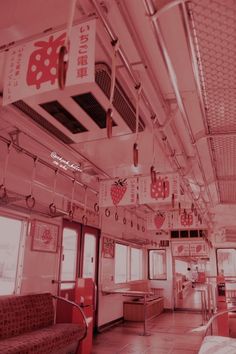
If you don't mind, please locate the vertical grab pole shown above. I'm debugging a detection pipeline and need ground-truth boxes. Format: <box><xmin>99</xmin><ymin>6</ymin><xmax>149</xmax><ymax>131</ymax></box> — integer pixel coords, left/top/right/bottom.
<box><xmin>139</xmin><ymin>294</ymin><xmax>151</xmax><ymax>336</ymax></box>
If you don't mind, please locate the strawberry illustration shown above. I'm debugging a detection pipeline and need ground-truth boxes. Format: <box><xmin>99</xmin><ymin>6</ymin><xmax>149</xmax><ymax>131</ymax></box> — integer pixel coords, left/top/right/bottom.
<box><xmin>180</xmin><ymin>212</ymin><xmax>193</xmax><ymax>226</ymax></box>
<box><xmin>154</xmin><ymin>212</ymin><xmax>165</xmax><ymax>229</ymax></box>
<box><xmin>110</xmin><ymin>179</ymin><xmax>127</xmax><ymax>206</ymax></box>
<box><xmin>150</xmin><ymin>176</ymin><xmax>170</xmax><ymax>199</ymax></box>
<box><xmin>178</xmin><ymin>245</ymin><xmax>184</xmax><ymax>253</ymax></box>
<box><xmin>196</xmin><ymin>245</ymin><xmax>202</xmax><ymax>253</ymax></box>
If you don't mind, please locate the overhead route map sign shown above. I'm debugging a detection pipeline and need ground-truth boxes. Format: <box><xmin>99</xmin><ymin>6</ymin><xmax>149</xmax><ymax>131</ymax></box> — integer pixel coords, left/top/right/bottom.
<box><xmin>3</xmin><ymin>19</ymin><xmax>96</xmax><ymax>105</ymax></box>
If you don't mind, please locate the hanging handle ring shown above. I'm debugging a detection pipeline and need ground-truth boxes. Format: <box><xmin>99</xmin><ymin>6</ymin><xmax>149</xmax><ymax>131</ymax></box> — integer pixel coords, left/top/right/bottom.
<box><xmin>26</xmin><ymin>157</ymin><xmax>37</xmax><ymax>209</ymax></box>
<box><xmin>58</xmin><ymin>0</ymin><xmax>76</xmax><ymax>90</ymax></box>
<box><xmin>0</xmin><ymin>143</ymin><xmax>11</xmax><ymax>200</ymax></box>
<box><xmin>49</xmin><ymin>169</ymin><xmax>58</xmax><ymax>216</ymax></box>
<box><xmin>58</xmin><ymin>46</ymin><xmax>69</xmax><ymax>90</ymax></box>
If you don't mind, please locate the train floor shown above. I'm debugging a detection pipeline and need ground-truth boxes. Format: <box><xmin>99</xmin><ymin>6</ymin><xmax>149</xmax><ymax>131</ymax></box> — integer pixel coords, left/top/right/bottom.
<box><xmin>91</xmin><ymin>311</ymin><xmax>203</xmax><ymax>354</ymax></box>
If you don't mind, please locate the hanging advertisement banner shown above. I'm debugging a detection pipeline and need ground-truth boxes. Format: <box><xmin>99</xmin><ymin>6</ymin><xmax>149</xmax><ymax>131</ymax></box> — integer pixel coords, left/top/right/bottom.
<box><xmin>147</xmin><ymin>211</ymin><xmax>172</xmax><ymax>230</ymax></box>
<box><xmin>171</xmin><ymin>209</ymin><xmax>204</xmax><ymax>229</ymax></box>
<box><xmin>172</xmin><ymin>242</ymin><xmax>190</xmax><ymax>257</ymax></box>
<box><xmin>189</xmin><ymin>242</ymin><xmax>209</xmax><ymax>257</ymax></box>
<box><xmin>3</xmin><ymin>19</ymin><xmax>96</xmax><ymax>105</ymax></box>
<box><xmin>138</xmin><ymin>174</ymin><xmax>180</xmax><ymax>205</ymax></box>
<box><xmin>99</xmin><ymin>177</ymin><xmax>137</xmax><ymax>207</ymax></box>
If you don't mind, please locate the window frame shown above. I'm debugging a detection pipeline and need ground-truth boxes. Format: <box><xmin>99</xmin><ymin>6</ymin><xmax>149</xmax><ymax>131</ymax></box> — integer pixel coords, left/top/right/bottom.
<box><xmin>114</xmin><ymin>241</ymin><xmax>144</xmax><ymax>284</ymax></box>
<box><xmin>148</xmin><ymin>249</ymin><xmax>167</xmax><ymax>280</ymax></box>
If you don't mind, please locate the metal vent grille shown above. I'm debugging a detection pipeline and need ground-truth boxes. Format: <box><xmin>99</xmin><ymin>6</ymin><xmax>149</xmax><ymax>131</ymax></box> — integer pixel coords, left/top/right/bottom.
<box><xmin>95</xmin><ymin>63</ymin><xmax>145</xmax><ymax>133</ymax></box>
<box><xmin>219</xmin><ymin>181</ymin><xmax>236</xmax><ymax>203</ymax></box>
<box><xmin>225</xmin><ymin>229</ymin><xmax>236</xmax><ymax>242</ymax></box>
<box><xmin>12</xmin><ymin>100</ymin><xmax>73</xmax><ymax>144</ymax></box>
<box><xmin>210</xmin><ymin>136</ymin><xmax>236</xmax><ymax>178</ymax></box>
<box><xmin>189</xmin><ymin>1</ymin><xmax>236</xmax><ymax>134</ymax></box>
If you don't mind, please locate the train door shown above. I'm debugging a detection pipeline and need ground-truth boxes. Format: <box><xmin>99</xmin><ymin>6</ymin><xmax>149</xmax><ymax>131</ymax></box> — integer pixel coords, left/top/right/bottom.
<box><xmin>57</xmin><ymin>220</ymin><xmax>99</xmax><ymax>329</ymax></box>
<box><xmin>80</xmin><ymin>225</ymin><xmax>100</xmax><ymax>330</ymax></box>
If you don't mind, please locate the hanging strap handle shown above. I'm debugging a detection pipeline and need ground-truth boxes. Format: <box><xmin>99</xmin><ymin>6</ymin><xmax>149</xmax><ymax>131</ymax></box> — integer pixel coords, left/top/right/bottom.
<box><xmin>68</xmin><ymin>178</ymin><xmax>76</xmax><ymax>220</ymax></box>
<box><xmin>106</xmin><ymin>40</ymin><xmax>119</xmax><ymax>138</ymax></box>
<box><xmin>150</xmin><ymin>117</ymin><xmax>157</xmax><ymax>183</ymax></box>
<box><xmin>58</xmin><ymin>0</ymin><xmax>76</xmax><ymax>89</ymax></box>
<box><xmin>133</xmin><ymin>85</ymin><xmax>142</xmax><ymax>167</ymax></box>
<box><xmin>0</xmin><ymin>143</ymin><xmax>11</xmax><ymax>199</ymax></box>
<box><xmin>82</xmin><ymin>186</ymin><xmax>88</xmax><ymax>225</ymax></box>
<box><xmin>49</xmin><ymin>169</ymin><xmax>58</xmax><ymax>215</ymax></box>
<box><xmin>26</xmin><ymin>157</ymin><xmax>37</xmax><ymax>209</ymax></box>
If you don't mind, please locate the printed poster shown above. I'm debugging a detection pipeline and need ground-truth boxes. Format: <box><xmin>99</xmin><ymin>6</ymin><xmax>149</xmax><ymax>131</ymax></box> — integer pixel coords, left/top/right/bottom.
<box><xmin>172</xmin><ymin>209</ymin><xmax>205</xmax><ymax>229</ymax></box>
<box><xmin>172</xmin><ymin>242</ymin><xmax>190</xmax><ymax>257</ymax></box>
<box><xmin>102</xmin><ymin>237</ymin><xmax>115</xmax><ymax>258</ymax></box>
<box><xmin>99</xmin><ymin>177</ymin><xmax>137</xmax><ymax>207</ymax></box>
<box><xmin>147</xmin><ymin>212</ymin><xmax>172</xmax><ymax>230</ymax></box>
<box><xmin>3</xmin><ymin>19</ymin><xmax>96</xmax><ymax>105</ymax></box>
<box><xmin>138</xmin><ymin>174</ymin><xmax>180</xmax><ymax>205</ymax></box>
<box><xmin>189</xmin><ymin>242</ymin><xmax>209</xmax><ymax>257</ymax></box>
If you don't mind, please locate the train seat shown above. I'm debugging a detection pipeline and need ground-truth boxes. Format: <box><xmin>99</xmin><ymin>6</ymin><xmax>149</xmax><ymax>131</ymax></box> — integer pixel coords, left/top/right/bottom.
<box><xmin>0</xmin><ymin>292</ymin><xmax>87</xmax><ymax>354</ymax></box>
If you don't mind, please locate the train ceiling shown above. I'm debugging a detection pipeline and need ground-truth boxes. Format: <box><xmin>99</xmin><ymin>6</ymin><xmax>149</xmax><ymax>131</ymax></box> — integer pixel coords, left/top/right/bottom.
<box><xmin>0</xmin><ymin>0</ymin><xmax>236</xmax><ymax>230</ymax></box>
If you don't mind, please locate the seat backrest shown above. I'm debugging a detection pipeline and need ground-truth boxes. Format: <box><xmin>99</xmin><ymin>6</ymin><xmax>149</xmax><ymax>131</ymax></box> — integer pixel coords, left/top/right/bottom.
<box><xmin>0</xmin><ymin>293</ymin><xmax>54</xmax><ymax>339</ymax></box>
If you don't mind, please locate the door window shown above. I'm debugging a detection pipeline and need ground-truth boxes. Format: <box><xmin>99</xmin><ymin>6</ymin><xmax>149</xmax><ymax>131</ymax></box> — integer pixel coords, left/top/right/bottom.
<box><xmin>0</xmin><ymin>215</ymin><xmax>23</xmax><ymax>295</ymax></box>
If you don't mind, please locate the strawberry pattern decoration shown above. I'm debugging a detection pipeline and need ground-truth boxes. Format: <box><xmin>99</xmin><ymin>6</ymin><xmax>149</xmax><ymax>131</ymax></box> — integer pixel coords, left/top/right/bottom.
<box><xmin>27</xmin><ymin>33</ymin><xmax>66</xmax><ymax>89</ymax></box>
<box><xmin>150</xmin><ymin>176</ymin><xmax>170</xmax><ymax>199</ymax></box>
<box><xmin>180</xmin><ymin>211</ymin><xmax>193</xmax><ymax>226</ymax></box>
<box><xmin>154</xmin><ymin>211</ymin><xmax>165</xmax><ymax>229</ymax></box>
<box><xmin>110</xmin><ymin>178</ymin><xmax>127</xmax><ymax>206</ymax></box>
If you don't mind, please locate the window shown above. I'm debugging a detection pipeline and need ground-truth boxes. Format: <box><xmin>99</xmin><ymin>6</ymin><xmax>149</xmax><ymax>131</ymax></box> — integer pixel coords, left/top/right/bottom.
<box><xmin>217</xmin><ymin>249</ymin><xmax>236</xmax><ymax>276</ymax></box>
<box><xmin>115</xmin><ymin>243</ymin><xmax>128</xmax><ymax>283</ymax></box>
<box><xmin>130</xmin><ymin>247</ymin><xmax>143</xmax><ymax>281</ymax></box>
<box><xmin>148</xmin><ymin>249</ymin><xmax>167</xmax><ymax>280</ymax></box>
<box><xmin>60</xmin><ymin>228</ymin><xmax>78</xmax><ymax>289</ymax></box>
<box><xmin>114</xmin><ymin>243</ymin><xmax>143</xmax><ymax>283</ymax></box>
<box><xmin>0</xmin><ymin>215</ymin><xmax>23</xmax><ymax>295</ymax></box>
<box><xmin>82</xmin><ymin>233</ymin><xmax>96</xmax><ymax>280</ymax></box>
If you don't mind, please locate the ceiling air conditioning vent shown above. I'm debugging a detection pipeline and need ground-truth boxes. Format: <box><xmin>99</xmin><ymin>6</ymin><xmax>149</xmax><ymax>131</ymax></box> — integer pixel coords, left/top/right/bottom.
<box><xmin>40</xmin><ymin>100</ymin><xmax>88</xmax><ymax>134</ymax></box>
<box><xmin>12</xmin><ymin>100</ymin><xmax>73</xmax><ymax>144</ymax></box>
<box><xmin>95</xmin><ymin>63</ymin><xmax>145</xmax><ymax>133</ymax></box>
<box><xmin>225</xmin><ymin>229</ymin><xmax>236</xmax><ymax>242</ymax></box>
<box><xmin>72</xmin><ymin>92</ymin><xmax>116</xmax><ymax>129</ymax></box>
<box><xmin>11</xmin><ymin>62</ymin><xmax>145</xmax><ymax>144</ymax></box>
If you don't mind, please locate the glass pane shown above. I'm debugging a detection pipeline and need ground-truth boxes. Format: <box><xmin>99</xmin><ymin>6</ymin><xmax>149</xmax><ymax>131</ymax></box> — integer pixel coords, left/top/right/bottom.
<box><xmin>82</xmin><ymin>233</ymin><xmax>96</xmax><ymax>280</ymax></box>
<box><xmin>149</xmin><ymin>249</ymin><xmax>167</xmax><ymax>280</ymax></box>
<box><xmin>0</xmin><ymin>216</ymin><xmax>22</xmax><ymax>295</ymax></box>
<box><xmin>115</xmin><ymin>244</ymin><xmax>128</xmax><ymax>283</ymax></box>
<box><xmin>131</xmin><ymin>248</ymin><xmax>143</xmax><ymax>281</ymax></box>
<box><xmin>217</xmin><ymin>249</ymin><xmax>236</xmax><ymax>276</ymax></box>
<box><xmin>61</xmin><ymin>228</ymin><xmax>77</xmax><ymax>289</ymax></box>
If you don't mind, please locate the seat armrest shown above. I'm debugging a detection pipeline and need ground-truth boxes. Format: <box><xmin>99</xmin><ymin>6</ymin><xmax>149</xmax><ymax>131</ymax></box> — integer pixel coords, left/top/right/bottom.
<box><xmin>52</xmin><ymin>294</ymin><xmax>88</xmax><ymax>341</ymax></box>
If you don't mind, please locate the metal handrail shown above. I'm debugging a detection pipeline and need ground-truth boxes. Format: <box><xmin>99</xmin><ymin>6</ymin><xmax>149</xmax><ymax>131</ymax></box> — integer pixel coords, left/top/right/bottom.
<box><xmin>202</xmin><ymin>306</ymin><xmax>236</xmax><ymax>337</ymax></box>
<box><xmin>52</xmin><ymin>294</ymin><xmax>89</xmax><ymax>343</ymax></box>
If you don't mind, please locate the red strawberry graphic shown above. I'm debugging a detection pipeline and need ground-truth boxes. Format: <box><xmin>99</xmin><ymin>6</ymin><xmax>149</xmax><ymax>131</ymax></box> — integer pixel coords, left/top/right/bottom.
<box><xmin>27</xmin><ymin>33</ymin><xmax>66</xmax><ymax>89</ymax></box>
<box><xmin>154</xmin><ymin>212</ymin><xmax>165</xmax><ymax>229</ymax></box>
<box><xmin>110</xmin><ymin>179</ymin><xmax>127</xmax><ymax>206</ymax></box>
<box><xmin>180</xmin><ymin>211</ymin><xmax>193</xmax><ymax>226</ymax></box>
<box><xmin>178</xmin><ymin>245</ymin><xmax>184</xmax><ymax>253</ymax></box>
<box><xmin>150</xmin><ymin>177</ymin><xmax>170</xmax><ymax>199</ymax></box>
<box><xmin>196</xmin><ymin>245</ymin><xmax>202</xmax><ymax>253</ymax></box>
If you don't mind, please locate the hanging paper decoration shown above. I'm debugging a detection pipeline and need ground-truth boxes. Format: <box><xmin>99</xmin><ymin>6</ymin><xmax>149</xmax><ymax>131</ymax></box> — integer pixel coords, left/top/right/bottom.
<box><xmin>3</xmin><ymin>19</ymin><xmax>96</xmax><ymax>105</ymax></box>
<box><xmin>171</xmin><ymin>209</ymin><xmax>205</xmax><ymax>229</ymax></box>
<box><xmin>172</xmin><ymin>242</ymin><xmax>190</xmax><ymax>257</ymax></box>
<box><xmin>147</xmin><ymin>212</ymin><xmax>172</xmax><ymax>230</ymax></box>
<box><xmin>189</xmin><ymin>242</ymin><xmax>209</xmax><ymax>257</ymax></box>
<box><xmin>99</xmin><ymin>177</ymin><xmax>137</xmax><ymax>207</ymax></box>
<box><xmin>139</xmin><ymin>173</ymin><xmax>180</xmax><ymax>205</ymax></box>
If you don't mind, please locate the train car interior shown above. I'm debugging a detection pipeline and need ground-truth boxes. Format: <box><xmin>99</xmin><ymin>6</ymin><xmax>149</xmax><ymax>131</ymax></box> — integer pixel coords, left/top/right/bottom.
<box><xmin>1</xmin><ymin>0</ymin><xmax>236</xmax><ymax>353</ymax></box>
